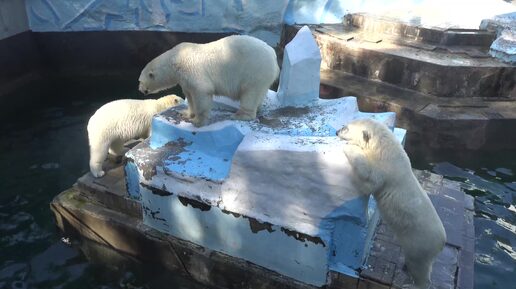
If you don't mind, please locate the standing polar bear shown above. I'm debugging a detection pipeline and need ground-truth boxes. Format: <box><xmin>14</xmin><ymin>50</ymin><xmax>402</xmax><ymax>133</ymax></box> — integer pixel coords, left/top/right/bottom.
<box><xmin>87</xmin><ymin>95</ymin><xmax>183</xmax><ymax>178</ymax></box>
<box><xmin>138</xmin><ymin>35</ymin><xmax>280</xmax><ymax>127</ymax></box>
<box><xmin>337</xmin><ymin>119</ymin><xmax>446</xmax><ymax>289</ymax></box>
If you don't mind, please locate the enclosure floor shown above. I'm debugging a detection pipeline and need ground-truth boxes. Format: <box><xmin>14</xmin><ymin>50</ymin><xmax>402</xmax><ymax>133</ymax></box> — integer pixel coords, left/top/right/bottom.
<box><xmin>51</xmin><ymin>160</ymin><xmax>475</xmax><ymax>289</ymax></box>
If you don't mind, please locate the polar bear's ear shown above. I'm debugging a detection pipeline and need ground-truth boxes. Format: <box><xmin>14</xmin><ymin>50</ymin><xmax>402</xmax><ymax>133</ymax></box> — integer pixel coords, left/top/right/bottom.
<box><xmin>362</xmin><ymin>130</ymin><xmax>370</xmax><ymax>144</ymax></box>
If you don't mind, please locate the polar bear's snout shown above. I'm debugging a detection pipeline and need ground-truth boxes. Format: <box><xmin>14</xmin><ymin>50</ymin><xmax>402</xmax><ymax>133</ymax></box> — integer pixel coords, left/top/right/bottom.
<box><xmin>138</xmin><ymin>83</ymin><xmax>149</xmax><ymax>95</ymax></box>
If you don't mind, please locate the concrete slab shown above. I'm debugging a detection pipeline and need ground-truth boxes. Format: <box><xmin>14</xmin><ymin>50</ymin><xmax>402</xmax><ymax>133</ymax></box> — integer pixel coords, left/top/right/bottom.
<box><xmin>124</xmin><ymin>93</ymin><xmax>405</xmax><ymax>285</ymax></box>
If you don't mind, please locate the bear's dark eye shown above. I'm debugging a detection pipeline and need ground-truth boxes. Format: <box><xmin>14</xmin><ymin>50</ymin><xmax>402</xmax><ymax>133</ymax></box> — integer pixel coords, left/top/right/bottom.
<box><xmin>362</xmin><ymin>130</ymin><xmax>370</xmax><ymax>143</ymax></box>
<box><xmin>148</xmin><ymin>72</ymin><xmax>154</xmax><ymax>79</ymax></box>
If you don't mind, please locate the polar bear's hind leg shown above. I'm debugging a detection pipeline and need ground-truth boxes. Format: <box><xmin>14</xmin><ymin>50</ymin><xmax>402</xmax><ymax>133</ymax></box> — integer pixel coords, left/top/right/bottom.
<box><xmin>89</xmin><ymin>139</ymin><xmax>110</xmax><ymax>178</ymax></box>
<box><xmin>405</xmin><ymin>255</ymin><xmax>432</xmax><ymax>289</ymax></box>
<box><xmin>234</xmin><ymin>87</ymin><xmax>267</xmax><ymax>120</ymax></box>
<box><xmin>190</xmin><ymin>94</ymin><xmax>213</xmax><ymax>127</ymax></box>
<box><xmin>108</xmin><ymin>139</ymin><xmax>125</xmax><ymax>156</ymax></box>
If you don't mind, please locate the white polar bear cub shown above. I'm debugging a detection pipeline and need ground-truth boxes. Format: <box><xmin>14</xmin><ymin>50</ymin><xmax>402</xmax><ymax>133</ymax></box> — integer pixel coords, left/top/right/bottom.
<box><xmin>337</xmin><ymin>119</ymin><xmax>446</xmax><ymax>289</ymax></box>
<box><xmin>138</xmin><ymin>35</ymin><xmax>280</xmax><ymax>127</ymax></box>
<box><xmin>87</xmin><ymin>95</ymin><xmax>183</xmax><ymax>178</ymax></box>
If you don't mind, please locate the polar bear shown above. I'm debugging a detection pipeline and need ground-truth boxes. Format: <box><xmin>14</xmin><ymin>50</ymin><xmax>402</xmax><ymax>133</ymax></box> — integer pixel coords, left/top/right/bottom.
<box><xmin>87</xmin><ymin>95</ymin><xmax>183</xmax><ymax>178</ymax></box>
<box><xmin>337</xmin><ymin>119</ymin><xmax>446</xmax><ymax>289</ymax></box>
<box><xmin>138</xmin><ymin>35</ymin><xmax>280</xmax><ymax>127</ymax></box>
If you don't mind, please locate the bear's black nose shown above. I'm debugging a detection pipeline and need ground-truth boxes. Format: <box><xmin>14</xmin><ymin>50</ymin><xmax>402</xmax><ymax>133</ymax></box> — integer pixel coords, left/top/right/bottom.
<box><xmin>144</xmin><ymin>89</ymin><xmax>149</xmax><ymax>95</ymax></box>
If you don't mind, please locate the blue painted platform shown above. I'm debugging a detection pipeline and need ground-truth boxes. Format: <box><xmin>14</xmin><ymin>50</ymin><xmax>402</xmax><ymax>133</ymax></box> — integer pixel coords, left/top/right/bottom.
<box><xmin>124</xmin><ymin>90</ymin><xmax>406</xmax><ymax>286</ymax></box>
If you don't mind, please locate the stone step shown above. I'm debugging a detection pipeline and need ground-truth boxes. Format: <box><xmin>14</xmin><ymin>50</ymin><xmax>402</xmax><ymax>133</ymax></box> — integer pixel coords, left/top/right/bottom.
<box><xmin>282</xmin><ymin>25</ymin><xmax>516</xmax><ymax>98</ymax></box>
<box><xmin>319</xmin><ymin>69</ymin><xmax>516</xmax><ymax>151</ymax></box>
<box><xmin>344</xmin><ymin>13</ymin><xmax>497</xmax><ymax>47</ymax></box>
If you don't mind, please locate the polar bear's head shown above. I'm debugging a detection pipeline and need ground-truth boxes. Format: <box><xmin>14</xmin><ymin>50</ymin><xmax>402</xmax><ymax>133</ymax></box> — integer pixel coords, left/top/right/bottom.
<box><xmin>139</xmin><ymin>50</ymin><xmax>179</xmax><ymax>95</ymax></box>
<box><xmin>337</xmin><ymin>118</ymin><xmax>392</xmax><ymax>150</ymax></box>
<box><xmin>155</xmin><ymin>94</ymin><xmax>184</xmax><ymax>111</ymax></box>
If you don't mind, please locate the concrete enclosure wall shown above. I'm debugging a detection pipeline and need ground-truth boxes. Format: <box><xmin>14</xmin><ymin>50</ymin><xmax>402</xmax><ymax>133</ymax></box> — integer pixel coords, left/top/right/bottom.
<box><xmin>0</xmin><ymin>0</ymin><xmax>29</xmax><ymax>40</ymax></box>
<box><xmin>24</xmin><ymin>0</ymin><xmax>289</xmax><ymax>45</ymax></box>
<box><xmin>2</xmin><ymin>0</ymin><xmax>511</xmax><ymax>45</ymax></box>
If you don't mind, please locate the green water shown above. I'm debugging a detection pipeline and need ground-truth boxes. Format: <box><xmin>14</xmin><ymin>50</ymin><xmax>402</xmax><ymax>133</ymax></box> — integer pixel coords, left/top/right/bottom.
<box><xmin>0</xmin><ymin>77</ymin><xmax>514</xmax><ymax>288</ymax></box>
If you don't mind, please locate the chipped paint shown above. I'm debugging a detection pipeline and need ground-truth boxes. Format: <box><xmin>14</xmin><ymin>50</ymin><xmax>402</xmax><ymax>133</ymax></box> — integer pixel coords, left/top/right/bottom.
<box><xmin>178</xmin><ymin>195</ymin><xmax>211</xmax><ymax>211</ymax></box>
<box><xmin>280</xmin><ymin>227</ymin><xmax>325</xmax><ymax>247</ymax></box>
<box><xmin>141</xmin><ymin>183</ymin><xmax>172</xmax><ymax>196</ymax></box>
<box><xmin>248</xmin><ymin>218</ymin><xmax>275</xmax><ymax>234</ymax></box>
<box><xmin>124</xmin><ymin>159</ymin><xmax>140</xmax><ymax>199</ymax></box>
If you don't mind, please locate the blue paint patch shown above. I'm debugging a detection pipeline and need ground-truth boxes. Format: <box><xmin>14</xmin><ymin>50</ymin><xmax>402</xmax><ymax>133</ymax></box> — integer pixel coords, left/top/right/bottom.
<box><xmin>124</xmin><ymin>161</ymin><xmax>141</xmax><ymax>200</ymax></box>
<box><xmin>319</xmin><ymin>195</ymin><xmax>375</xmax><ymax>274</ymax></box>
<box><xmin>150</xmin><ymin>117</ymin><xmax>244</xmax><ymax>182</ymax></box>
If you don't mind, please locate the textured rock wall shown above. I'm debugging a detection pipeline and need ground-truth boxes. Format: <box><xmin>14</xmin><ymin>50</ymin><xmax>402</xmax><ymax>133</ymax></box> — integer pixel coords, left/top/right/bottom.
<box><xmin>25</xmin><ymin>0</ymin><xmax>288</xmax><ymax>45</ymax></box>
<box><xmin>22</xmin><ymin>0</ymin><xmax>516</xmax><ymax>46</ymax></box>
<box><xmin>0</xmin><ymin>0</ymin><xmax>29</xmax><ymax>40</ymax></box>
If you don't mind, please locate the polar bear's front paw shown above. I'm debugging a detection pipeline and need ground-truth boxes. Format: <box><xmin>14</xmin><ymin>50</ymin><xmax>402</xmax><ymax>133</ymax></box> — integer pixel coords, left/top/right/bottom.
<box><xmin>91</xmin><ymin>169</ymin><xmax>105</xmax><ymax>178</ymax></box>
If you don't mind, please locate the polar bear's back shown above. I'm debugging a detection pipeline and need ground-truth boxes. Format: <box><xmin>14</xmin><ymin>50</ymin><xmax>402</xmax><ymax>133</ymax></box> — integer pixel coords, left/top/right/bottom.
<box><xmin>87</xmin><ymin>99</ymin><xmax>157</xmax><ymax>143</ymax></box>
<box><xmin>175</xmin><ymin>35</ymin><xmax>279</xmax><ymax>98</ymax></box>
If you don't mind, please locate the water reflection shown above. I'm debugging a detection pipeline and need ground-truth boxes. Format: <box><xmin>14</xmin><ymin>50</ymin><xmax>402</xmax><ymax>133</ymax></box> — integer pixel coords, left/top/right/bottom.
<box><xmin>430</xmin><ymin>161</ymin><xmax>516</xmax><ymax>289</ymax></box>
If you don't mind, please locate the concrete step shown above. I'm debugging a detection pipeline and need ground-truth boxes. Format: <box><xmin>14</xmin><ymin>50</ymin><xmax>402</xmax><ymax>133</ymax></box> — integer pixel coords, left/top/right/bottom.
<box><xmin>282</xmin><ymin>25</ymin><xmax>516</xmax><ymax>98</ymax></box>
<box><xmin>319</xmin><ymin>70</ymin><xmax>516</xmax><ymax>151</ymax></box>
<box><xmin>344</xmin><ymin>13</ymin><xmax>496</xmax><ymax>47</ymax></box>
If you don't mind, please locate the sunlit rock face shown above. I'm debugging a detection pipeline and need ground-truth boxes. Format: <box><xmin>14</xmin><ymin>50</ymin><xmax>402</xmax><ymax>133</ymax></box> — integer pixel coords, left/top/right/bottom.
<box><xmin>124</xmin><ymin>28</ymin><xmax>406</xmax><ymax>286</ymax></box>
<box><xmin>482</xmin><ymin>12</ymin><xmax>516</xmax><ymax>64</ymax></box>
<box><xmin>490</xmin><ymin>29</ymin><xmax>516</xmax><ymax>64</ymax></box>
